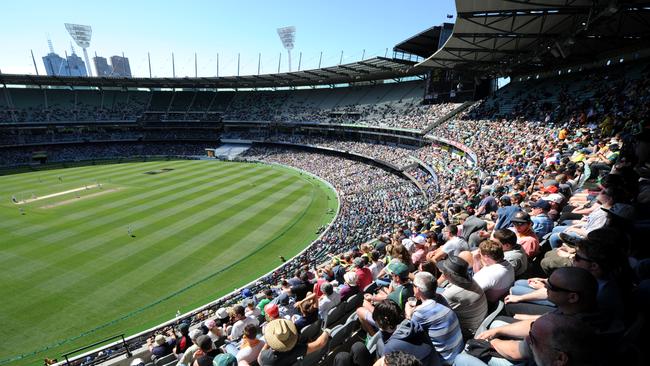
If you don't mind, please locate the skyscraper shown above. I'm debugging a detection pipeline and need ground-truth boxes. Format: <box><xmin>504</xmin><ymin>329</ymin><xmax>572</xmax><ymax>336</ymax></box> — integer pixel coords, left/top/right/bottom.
<box><xmin>66</xmin><ymin>46</ymin><xmax>88</xmax><ymax>76</ymax></box>
<box><xmin>93</xmin><ymin>56</ymin><xmax>112</xmax><ymax>76</ymax></box>
<box><xmin>42</xmin><ymin>39</ymin><xmax>67</xmax><ymax>76</ymax></box>
<box><xmin>110</xmin><ymin>55</ymin><xmax>132</xmax><ymax>77</ymax></box>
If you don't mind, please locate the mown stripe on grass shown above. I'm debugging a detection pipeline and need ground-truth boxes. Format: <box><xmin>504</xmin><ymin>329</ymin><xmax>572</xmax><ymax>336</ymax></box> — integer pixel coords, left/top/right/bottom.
<box><xmin>2</xmin><ymin>175</ymin><xmax>305</xmax><ymax>332</ymax></box>
<box><xmin>0</xmin><ymin>161</ymin><xmax>243</xmax><ymax>240</ymax></box>
<box><xmin>0</xmin><ymin>167</ymin><xmax>278</xmax><ymax>277</ymax></box>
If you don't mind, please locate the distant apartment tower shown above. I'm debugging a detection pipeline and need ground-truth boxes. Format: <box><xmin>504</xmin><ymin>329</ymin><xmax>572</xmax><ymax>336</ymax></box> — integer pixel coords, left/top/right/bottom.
<box><xmin>43</xmin><ymin>53</ymin><xmax>67</xmax><ymax>76</ymax></box>
<box><xmin>42</xmin><ymin>39</ymin><xmax>68</xmax><ymax>76</ymax></box>
<box><xmin>93</xmin><ymin>56</ymin><xmax>112</xmax><ymax>76</ymax></box>
<box><xmin>110</xmin><ymin>55</ymin><xmax>132</xmax><ymax>77</ymax></box>
<box><xmin>66</xmin><ymin>50</ymin><xmax>88</xmax><ymax>76</ymax></box>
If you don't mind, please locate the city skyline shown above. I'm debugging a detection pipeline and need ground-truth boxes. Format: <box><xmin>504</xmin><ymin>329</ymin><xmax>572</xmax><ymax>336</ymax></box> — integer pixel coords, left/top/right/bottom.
<box><xmin>1</xmin><ymin>0</ymin><xmax>455</xmax><ymax>78</ymax></box>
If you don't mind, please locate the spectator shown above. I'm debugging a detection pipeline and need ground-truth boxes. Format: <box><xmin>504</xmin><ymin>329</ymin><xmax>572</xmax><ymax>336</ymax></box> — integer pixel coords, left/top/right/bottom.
<box><xmin>510</xmin><ymin>211</ymin><xmax>540</xmax><ymax>258</ymax></box>
<box><xmin>258</xmin><ymin>319</ymin><xmax>330</xmax><ymax>366</ymax></box>
<box><xmin>529</xmin><ymin>200</ymin><xmax>554</xmax><ymax>239</ymax></box>
<box><xmin>492</xmin><ymin>229</ymin><xmax>528</xmax><ymax>277</ymax></box>
<box><xmin>318</xmin><ymin>282</ymin><xmax>341</xmax><ymax>320</ymax></box>
<box><xmin>236</xmin><ymin>324</ymin><xmax>265</xmax><ymax>364</ymax></box>
<box><xmin>472</xmin><ymin>240</ymin><xmax>515</xmax><ymax>303</ymax></box>
<box><xmin>405</xmin><ymin>271</ymin><xmax>464</xmax><ymax>365</ymax></box>
<box><xmin>428</xmin><ymin>225</ymin><xmax>468</xmax><ymax>262</ymax></box>
<box><xmin>436</xmin><ymin>255</ymin><xmax>488</xmax><ymax>338</ymax></box>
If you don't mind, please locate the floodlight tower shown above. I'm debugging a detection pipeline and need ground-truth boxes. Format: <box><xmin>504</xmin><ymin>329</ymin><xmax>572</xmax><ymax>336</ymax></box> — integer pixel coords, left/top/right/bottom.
<box><xmin>277</xmin><ymin>26</ymin><xmax>296</xmax><ymax>72</ymax></box>
<box><xmin>65</xmin><ymin>23</ymin><xmax>93</xmax><ymax>76</ymax></box>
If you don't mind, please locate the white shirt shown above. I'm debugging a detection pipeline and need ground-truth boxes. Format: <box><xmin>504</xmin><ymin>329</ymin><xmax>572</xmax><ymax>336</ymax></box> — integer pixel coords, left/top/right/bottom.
<box><xmin>230</xmin><ymin>316</ymin><xmax>259</xmax><ymax>340</ymax></box>
<box><xmin>442</xmin><ymin>236</ymin><xmax>469</xmax><ymax>256</ymax></box>
<box><xmin>473</xmin><ymin>260</ymin><xmax>515</xmax><ymax>303</ymax></box>
<box><xmin>318</xmin><ymin>292</ymin><xmax>341</xmax><ymax>319</ymax></box>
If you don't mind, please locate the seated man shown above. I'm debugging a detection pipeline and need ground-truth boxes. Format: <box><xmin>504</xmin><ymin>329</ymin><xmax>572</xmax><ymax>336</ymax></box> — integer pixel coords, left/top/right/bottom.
<box><xmin>357</xmin><ymin>261</ymin><xmax>413</xmax><ymax>336</ymax></box>
<box><xmin>454</xmin><ymin>313</ymin><xmax>600</xmax><ymax>366</ymax></box>
<box><xmin>406</xmin><ymin>271</ymin><xmax>464</xmax><ymax>365</ymax></box>
<box><xmin>509</xmin><ymin>212</ymin><xmax>540</xmax><ymax>259</ymax></box>
<box><xmin>436</xmin><ymin>255</ymin><xmax>488</xmax><ymax>339</ymax></box>
<box><xmin>317</xmin><ymin>282</ymin><xmax>341</xmax><ymax>320</ymax></box>
<box><xmin>472</xmin><ymin>240</ymin><xmax>515</xmax><ymax>303</ymax></box>
<box><xmin>492</xmin><ymin>229</ymin><xmax>528</xmax><ymax>278</ymax></box>
<box><xmin>428</xmin><ymin>225</ymin><xmax>469</xmax><ymax>263</ymax></box>
<box><xmin>377</xmin><ymin>300</ymin><xmax>439</xmax><ymax>365</ymax></box>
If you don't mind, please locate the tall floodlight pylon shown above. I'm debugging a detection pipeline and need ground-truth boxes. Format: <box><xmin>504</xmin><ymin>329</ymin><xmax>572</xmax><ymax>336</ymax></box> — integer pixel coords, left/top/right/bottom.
<box><xmin>277</xmin><ymin>26</ymin><xmax>296</xmax><ymax>72</ymax></box>
<box><xmin>65</xmin><ymin>23</ymin><xmax>93</xmax><ymax>76</ymax></box>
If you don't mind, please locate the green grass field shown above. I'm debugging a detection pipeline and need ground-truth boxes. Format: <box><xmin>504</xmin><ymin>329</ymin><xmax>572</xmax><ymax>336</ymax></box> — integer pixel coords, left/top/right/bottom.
<box><xmin>0</xmin><ymin>159</ymin><xmax>337</xmax><ymax>365</ymax></box>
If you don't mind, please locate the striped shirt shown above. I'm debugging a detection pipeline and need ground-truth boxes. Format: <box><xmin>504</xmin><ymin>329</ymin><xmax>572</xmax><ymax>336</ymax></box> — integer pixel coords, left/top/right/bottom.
<box><xmin>411</xmin><ymin>299</ymin><xmax>464</xmax><ymax>365</ymax></box>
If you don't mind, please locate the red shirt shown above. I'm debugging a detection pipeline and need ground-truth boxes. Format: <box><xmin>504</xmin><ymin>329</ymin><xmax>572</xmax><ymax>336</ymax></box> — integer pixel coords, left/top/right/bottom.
<box><xmin>355</xmin><ymin>267</ymin><xmax>373</xmax><ymax>290</ymax></box>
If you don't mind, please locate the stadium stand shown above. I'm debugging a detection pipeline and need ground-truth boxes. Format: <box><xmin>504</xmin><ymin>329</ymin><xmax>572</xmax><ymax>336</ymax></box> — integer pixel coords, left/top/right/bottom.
<box><xmin>1</xmin><ymin>2</ymin><xmax>649</xmax><ymax>366</ymax></box>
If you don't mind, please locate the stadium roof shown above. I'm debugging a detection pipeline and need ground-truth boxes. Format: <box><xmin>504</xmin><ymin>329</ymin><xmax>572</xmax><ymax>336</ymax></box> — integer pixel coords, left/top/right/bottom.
<box><xmin>418</xmin><ymin>0</ymin><xmax>650</xmax><ymax>76</ymax></box>
<box><xmin>393</xmin><ymin>23</ymin><xmax>454</xmax><ymax>59</ymax></box>
<box><xmin>0</xmin><ymin>57</ymin><xmax>427</xmax><ymax>89</ymax></box>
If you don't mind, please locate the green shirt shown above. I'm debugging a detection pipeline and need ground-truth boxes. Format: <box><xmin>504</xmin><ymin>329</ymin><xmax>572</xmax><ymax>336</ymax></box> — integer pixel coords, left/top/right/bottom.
<box><xmin>388</xmin><ymin>283</ymin><xmax>414</xmax><ymax>310</ymax></box>
<box><xmin>257</xmin><ymin>298</ymin><xmax>271</xmax><ymax>315</ymax></box>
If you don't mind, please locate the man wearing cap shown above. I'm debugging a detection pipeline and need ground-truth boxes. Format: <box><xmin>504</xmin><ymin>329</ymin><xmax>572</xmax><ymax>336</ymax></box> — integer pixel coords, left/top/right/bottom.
<box><xmin>530</xmin><ymin>200</ymin><xmax>554</xmax><ymax>239</ymax></box>
<box><xmin>510</xmin><ymin>211</ymin><xmax>540</xmax><ymax>259</ymax></box>
<box><xmin>173</xmin><ymin>323</ymin><xmax>192</xmax><ymax>357</ymax></box>
<box><xmin>437</xmin><ymin>255</ymin><xmax>487</xmax><ymax>338</ymax></box>
<box><xmin>258</xmin><ymin>319</ymin><xmax>330</xmax><ymax>366</ymax></box>
<box><xmin>357</xmin><ymin>260</ymin><xmax>414</xmax><ymax>336</ymax></box>
<box><xmin>192</xmin><ymin>335</ymin><xmax>220</xmax><ymax>366</ymax></box>
<box><xmin>405</xmin><ymin>272</ymin><xmax>464</xmax><ymax>365</ymax></box>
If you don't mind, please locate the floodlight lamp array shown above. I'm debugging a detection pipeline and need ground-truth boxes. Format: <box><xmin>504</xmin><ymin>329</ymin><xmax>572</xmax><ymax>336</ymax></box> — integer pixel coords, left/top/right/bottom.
<box><xmin>277</xmin><ymin>26</ymin><xmax>296</xmax><ymax>50</ymax></box>
<box><xmin>65</xmin><ymin>23</ymin><xmax>92</xmax><ymax>48</ymax></box>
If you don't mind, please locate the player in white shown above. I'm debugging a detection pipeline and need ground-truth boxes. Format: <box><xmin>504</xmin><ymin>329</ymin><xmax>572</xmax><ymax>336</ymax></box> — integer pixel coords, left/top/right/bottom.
<box><xmin>128</xmin><ymin>225</ymin><xmax>134</xmax><ymax>237</ymax></box>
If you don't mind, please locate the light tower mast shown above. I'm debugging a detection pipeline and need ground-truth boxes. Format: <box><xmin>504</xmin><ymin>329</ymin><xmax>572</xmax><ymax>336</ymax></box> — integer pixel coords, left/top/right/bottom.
<box><xmin>276</xmin><ymin>26</ymin><xmax>296</xmax><ymax>72</ymax></box>
<box><xmin>65</xmin><ymin>23</ymin><xmax>93</xmax><ymax>76</ymax></box>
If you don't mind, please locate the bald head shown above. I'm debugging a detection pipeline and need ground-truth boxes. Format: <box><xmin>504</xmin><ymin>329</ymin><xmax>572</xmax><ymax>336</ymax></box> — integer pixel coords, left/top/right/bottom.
<box><xmin>530</xmin><ymin>313</ymin><xmax>599</xmax><ymax>366</ymax></box>
<box><xmin>547</xmin><ymin>267</ymin><xmax>598</xmax><ymax>311</ymax></box>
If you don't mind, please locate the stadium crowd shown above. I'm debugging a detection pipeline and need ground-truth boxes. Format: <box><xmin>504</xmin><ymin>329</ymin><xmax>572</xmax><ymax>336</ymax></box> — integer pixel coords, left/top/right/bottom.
<box><xmin>22</xmin><ymin>61</ymin><xmax>649</xmax><ymax>366</ymax></box>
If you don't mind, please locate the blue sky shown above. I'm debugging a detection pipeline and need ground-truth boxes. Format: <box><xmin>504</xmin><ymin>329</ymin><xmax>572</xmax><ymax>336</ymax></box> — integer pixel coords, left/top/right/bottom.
<box><xmin>0</xmin><ymin>0</ymin><xmax>456</xmax><ymax>77</ymax></box>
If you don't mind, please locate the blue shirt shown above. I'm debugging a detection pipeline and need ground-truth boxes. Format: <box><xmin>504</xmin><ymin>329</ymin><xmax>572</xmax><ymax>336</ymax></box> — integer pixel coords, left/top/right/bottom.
<box><xmin>411</xmin><ymin>299</ymin><xmax>464</xmax><ymax>364</ymax></box>
<box><xmin>495</xmin><ymin>206</ymin><xmax>523</xmax><ymax>230</ymax></box>
<box><xmin>531</xmin><ymin>213</ymin><xmax>554</xmax><ymax>239</ymax></box>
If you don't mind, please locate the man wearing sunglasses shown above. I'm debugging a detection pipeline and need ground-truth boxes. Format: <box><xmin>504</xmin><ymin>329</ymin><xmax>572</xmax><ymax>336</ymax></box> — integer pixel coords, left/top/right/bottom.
<box><xmin>453</xmin><ymin>267</ymin><xmax>601</xmax><ymax>366</ymax></box>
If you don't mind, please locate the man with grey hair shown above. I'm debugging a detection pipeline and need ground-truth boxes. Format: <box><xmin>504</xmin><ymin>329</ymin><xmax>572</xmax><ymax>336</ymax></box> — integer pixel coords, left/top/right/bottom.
<box><xmin>318</xmin><ymin>281</ymin><xmax>341</xmax><ymax>320</ymax></box>
<box><xmin>528</xmin><ymin>313</ymin><xmax>600</xmax><ymax>366</ymax></box>
<box><xmin>405</xmin><ymin>271</ymin><xmax>464</xmax><ymax>365</ymax></box>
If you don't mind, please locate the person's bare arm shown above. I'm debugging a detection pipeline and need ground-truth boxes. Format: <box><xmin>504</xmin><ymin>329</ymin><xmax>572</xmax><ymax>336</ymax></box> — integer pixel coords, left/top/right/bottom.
<box><xmin>504</xmin><ymin>288</ymin><xmax>548</xmax><ymax>304</ymax></box>
<box><xmin>490</xmin><ymin>339</ymin><xmax>524</xmax><ymax>360</ymax></box>
<box><xmin>476</xmin><ymin>319</ymin><xmax>534</xmax><ymax>340</ymax></box>
<box><xmin>306</xmin><ymin>329</ymin><xmax>330</xmax><ymax>354</ymax></box>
